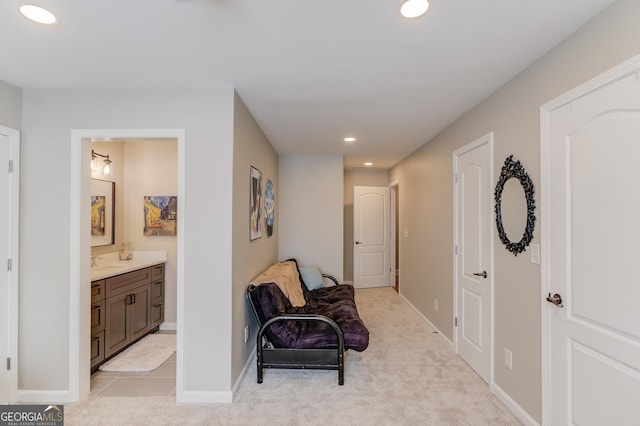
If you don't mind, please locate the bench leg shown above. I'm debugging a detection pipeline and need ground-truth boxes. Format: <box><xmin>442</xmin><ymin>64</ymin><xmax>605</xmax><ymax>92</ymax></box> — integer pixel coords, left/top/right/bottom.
<box><xmin>257</xmin><ymin>346</ymin><xmax>264</xmax><ymax>384</ymax></box>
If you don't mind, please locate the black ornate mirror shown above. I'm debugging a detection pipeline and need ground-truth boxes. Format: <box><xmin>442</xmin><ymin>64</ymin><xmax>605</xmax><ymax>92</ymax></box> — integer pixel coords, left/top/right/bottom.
<box><xmin>494</xmin><ymin>155</ymin><xmax>535</xmax><ymax>255</ymax></box>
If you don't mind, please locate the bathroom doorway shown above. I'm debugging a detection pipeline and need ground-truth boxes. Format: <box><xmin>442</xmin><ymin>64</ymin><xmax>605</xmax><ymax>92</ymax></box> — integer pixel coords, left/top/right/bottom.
<box><xmin>89</xmin><ymin>138</ymin><xmax>178</xmax><ymax>396</ymax></box>
<box><xmin>70</xmin><ymin>129</ymin><xmax>185</xmax><ymax>401</ymax></box>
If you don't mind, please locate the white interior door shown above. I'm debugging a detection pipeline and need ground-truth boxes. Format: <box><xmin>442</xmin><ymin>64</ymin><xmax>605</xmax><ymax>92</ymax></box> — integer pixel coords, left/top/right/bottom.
<box><xmin>354</xmin><ymin>186</ymin><xmax>390</xmax><ymax>288</ymax></box>
<box><xmin>454</xmin><ymin>135</ymin><xmax>492</xmax><ymax>384</ymax></box>
<box><xmin>0</xmin><ymin>126</ymin><xmax>19</xmax><ymax>404</ymax></box>
<box><xmin>543</xmin><ymin>60</ymin><xmax>640</xmax><ymax>424</ymax></box>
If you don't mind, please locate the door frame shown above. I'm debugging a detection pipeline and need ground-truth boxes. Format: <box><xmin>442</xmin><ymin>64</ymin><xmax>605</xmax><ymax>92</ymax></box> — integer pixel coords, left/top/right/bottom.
<box><xmin>1</xmin><ymin>125</ymin><xmax>20</xmax><ymax>403</ymax></box>
<box><xmin>69</xmin><ymin>129</ymin><xmax>185</xmax><ymax>401</ymax></box>
<box><xmin>452</xmin><ymin>133</ymin><xmax>494</xmax><ymax>384</ymax></box>
<box><xmin>389</xmin><ymin>182</ymin><xmax>400</xmax><ymax>290</ymax></box>
<box><xmin>353</xmin><ymin>186</ymin><xmax>391</xmax><ymax>288</ymax></box>
<box><xmin>540</xmin><ymin>53</ymin><xmax>640</xmax><ymax>424</ymax></box>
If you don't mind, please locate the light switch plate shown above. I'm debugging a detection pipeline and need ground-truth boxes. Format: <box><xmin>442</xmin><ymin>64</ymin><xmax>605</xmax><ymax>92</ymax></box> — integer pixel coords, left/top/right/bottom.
<box><xmin>530</xmin><ymin>243</ymin><xmax>540</xmax><ymax>264</ymax></box>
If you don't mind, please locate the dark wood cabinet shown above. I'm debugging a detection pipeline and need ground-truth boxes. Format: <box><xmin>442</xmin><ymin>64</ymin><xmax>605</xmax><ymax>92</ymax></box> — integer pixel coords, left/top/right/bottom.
<box><xmin>150</xmin><ymin>264</ymin><xmax>165</xmax><ymax>328</ymax></box>
<box><xmin>90</xmin><ymin>280</ymin><xmax>106</xmax><ymax>369</ymax></box>
<box><xmin>91</xmin><ymin>263</ymin><xmax>165</xmax><ymax>372</ymax></box>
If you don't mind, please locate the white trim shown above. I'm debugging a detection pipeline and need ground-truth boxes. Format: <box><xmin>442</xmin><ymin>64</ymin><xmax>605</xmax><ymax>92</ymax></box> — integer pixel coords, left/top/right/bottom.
<box><xmin>491</xmin><ymin>382</ymin><xmax>539</xmax><ymax>426</ymax></box>
<box><xmin>399</xmin><ymin>292</ymin><xmax>454</xmax><ymax>348</ymax></box>
<box><xmin>388</xmin><ymin>182</ymin><xmax>399</xmax><ymax>288</ymax></box>
<box><xmin>232</xmin><ymin>345</ymin><xmax>256</xmax><ymax>400</ymax></box>
<box><xmin>18</xmin><ymin>390</ymin><xmax>71</xmax><ymax>404</ymax></box>
<box><xmin>541</xmin><ymin>53</ymin><xmax>640</xmax><ymax>111</ymax></box>
<box><xmin>1</xmin><ymin>126</ymin><xmax>19</xmax><ymax>404</ymax></box>
<box><xmin>539</xmin><ymin>52</ymin><xmax>640</xmax><ymax>425</ymax></box>
<box><xmin>452</xmin><ymin>133</ymin><xmax>494</xmax><ymax>385</ymax></box>
<box><xmin>342</xmin><ymin>280</ymin><xmax>354</xmax><ymax>285</ymax></box>
<box><xmin>70</xmin><ymin>129</ymin><xmax>186</xmax><ymax>403</ymax></box>
<box><xmin>159</xmin><ymin>322</ymin><xmax>177</xmax><ymax>331</ymax></box>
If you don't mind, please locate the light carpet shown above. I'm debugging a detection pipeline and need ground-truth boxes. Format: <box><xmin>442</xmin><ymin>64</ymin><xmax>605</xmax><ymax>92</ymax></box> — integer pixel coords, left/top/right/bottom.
<box><xmin>98</xmin><ymin>333</ymin><xmax>176</xmax><ymax>372</ymax></box>
<box><xmin>68</xmin><ymin>287</ymin><xmax>521</xmax><ymax>425</ymax></box>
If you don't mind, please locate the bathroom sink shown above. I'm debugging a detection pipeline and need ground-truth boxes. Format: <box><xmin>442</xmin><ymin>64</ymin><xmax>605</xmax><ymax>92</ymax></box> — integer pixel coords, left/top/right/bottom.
<box><xmin>89</xmin><ymin>251</ymin><xmax>167</xmax><ymax>281</ymax></box>
<box><xmin>90</xmin><ymin>264</ymin><xmax>126</xmax><ymax>279</ymax></box>
<box><xmin>93</xmin><ymin>265</ymin><xmax>122</xmax><ymax>272</ymax></box>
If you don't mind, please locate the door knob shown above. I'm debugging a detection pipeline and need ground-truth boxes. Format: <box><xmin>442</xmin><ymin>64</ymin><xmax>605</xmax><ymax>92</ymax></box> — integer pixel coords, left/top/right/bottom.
<box><xmin>355</xmin><ymin>241</ymin><xmax>363</xmax><ymax>245</ymax></box>
<box><xmin>546</xmin><ymin>293</ymin><xmax>563</xmax><ymax>308</ymax></box>
<box><xmin>473</xmin><ymin>271</ymin><xmax>487</xmax><ymax>279</ymax></box>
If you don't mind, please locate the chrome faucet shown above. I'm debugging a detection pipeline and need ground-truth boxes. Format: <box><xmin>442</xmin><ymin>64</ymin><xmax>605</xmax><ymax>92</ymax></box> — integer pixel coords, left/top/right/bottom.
<box><xmin>90</xmin><ymin>255</ymin><xmax>103</xmax><ymax>267</ymax></box>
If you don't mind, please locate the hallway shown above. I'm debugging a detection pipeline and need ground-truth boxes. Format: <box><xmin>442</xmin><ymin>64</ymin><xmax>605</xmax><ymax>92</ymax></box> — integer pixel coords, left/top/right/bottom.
<box><xmin>66</xmin><ymin>287</ymin><xmax>519</xmax><ymax>425</ymax></box>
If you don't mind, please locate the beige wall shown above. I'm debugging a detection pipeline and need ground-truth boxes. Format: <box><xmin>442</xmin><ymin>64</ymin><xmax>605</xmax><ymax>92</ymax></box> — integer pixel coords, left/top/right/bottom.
<box><xmin>20</xmin><ymin>88</ymin><xmax>235</xmax><ymax>398</ymax></box>
<box><xmin>231</xmin><ymin>92</ymin><xmax>279</xmax><ymax>383</ymax></box>
<box><xmin>279</xmin><ymin>155</ymin><xmax>344</xmax><ymax>280</ymax></box>
<box><xmin>389</xmin><ymin>0</ymin><xmax>640</xmax><ymax>421</ymax></box>
<box><xmin>90</xmin><ymin>140</ymin><xmax>179</xmax><ymax>327</ymax></box>
<box><xmin>124</xmin><ymin>140</ymin><xmax>179</xmax><ymax>327</ymax></box>
<box><xmin>0</xmin><ymin>80</ymin><xmax>22</xmax><ymax>129</ymax></box>
<box><xmin>343</xmin><ymin>169</ymin><xmax>389</xmax><ymax>281</ymax></box>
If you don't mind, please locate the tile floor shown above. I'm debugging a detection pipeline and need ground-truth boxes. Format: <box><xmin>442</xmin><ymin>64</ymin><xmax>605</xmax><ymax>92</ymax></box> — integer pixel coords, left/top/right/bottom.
<box><xmin>90</xmin><ymin>335</ymin><xmax>176</xmax><ymax>397</ymax></box>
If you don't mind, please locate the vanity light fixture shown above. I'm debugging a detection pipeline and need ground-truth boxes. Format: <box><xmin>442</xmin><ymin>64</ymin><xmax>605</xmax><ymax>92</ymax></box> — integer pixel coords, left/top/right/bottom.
<box><xmin>344</xmin><ymin>137</ymin><xmax>356</xmax><ymax>142</ymax></box>
<box><xmin>364</xmin><ymin>162</ymin><xmax>373</xmax><ymax>167</ymax></box>
<box><xmin>91</xmin><ymin>150</ymin><xmax>112</xmax><ymax>176</ymax></box>
<box><xmin>19</xmin><ymin>3</ymin><xmax>57</xmax><ymax>24</ymax></box>
<box><xmin>400</xmin><ymin>0</ymin><xmax>429</xmax><ymax>18</ymax></box>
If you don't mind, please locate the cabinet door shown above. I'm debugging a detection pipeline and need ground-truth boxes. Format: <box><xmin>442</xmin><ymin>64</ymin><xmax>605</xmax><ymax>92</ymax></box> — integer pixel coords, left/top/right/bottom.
<box><xmin>90</xmin><ymin>300</ymin><xmax>106</xmax><ymax>334</ymax></box>
<box><xmin>151</xmin><ymin>302</ymin><xmax>164</xmax><ymax>327</ymax></box>
<box><xmin>91</xmin><ymin>280</ymin><xmax>106</xmax><ymax>303</ymax></box>
<box><xmin>130</xmin><ymin>285</ymin><xmax>151</xmax><ymax>342</ymax></box>
<box><xmin>151</xmin><ymin>279</ymin><xmax>164</xmax><ymax>304</ymax></box>
<box><xmin>90</xmin><ymin>331</ymin><xmax>105</xmax><ymax>368</ymax></box>
<box><xmin>105</xmin><ymin>293</ymin><xmax>130</xmax><ymax>358</ymax></box>
<box><xmin>151</xmin><ymin>264</ymin><xmax>164</xmax><ymax>280</ymax></box>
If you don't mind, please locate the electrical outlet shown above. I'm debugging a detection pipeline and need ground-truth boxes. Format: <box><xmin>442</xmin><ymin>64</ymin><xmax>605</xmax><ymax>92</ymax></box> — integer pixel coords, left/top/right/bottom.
<box><xmin>434</xmin><ymin>298</ymin><xmax>439</xmax><ymax>312</ymax></box>
<box><xmin>530</xmin><ymin>243</ymin><xmax>540</xmax><ymax>264</ymax></box>
<box><xmin>244</xmin><ymin>325</ymin><xmax>250</xmax><ymax>343</ymax></box>
<box><xmin>403</xmin><ymin>228</ymin><xmax>409</xmax><ymax>238</ymax></box>
<box><xmin>504</xmin><ymin>348</ymin><xmax>513</xmax><ymax>370</ymax></box>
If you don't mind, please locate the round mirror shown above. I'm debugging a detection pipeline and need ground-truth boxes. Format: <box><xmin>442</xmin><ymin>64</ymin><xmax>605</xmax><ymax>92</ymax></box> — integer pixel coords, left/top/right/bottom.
<box><xmin>495</xmin><ymin>155</ymin><xmax>536</xmax><ymax>255</ymax></box>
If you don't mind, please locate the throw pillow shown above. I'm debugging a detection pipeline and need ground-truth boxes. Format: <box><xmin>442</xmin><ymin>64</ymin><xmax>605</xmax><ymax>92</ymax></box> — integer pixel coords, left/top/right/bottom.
<box><xmin>300</xmin><ymin>266</ymin><xmax>325</xmax><ymax>290</ymax></box>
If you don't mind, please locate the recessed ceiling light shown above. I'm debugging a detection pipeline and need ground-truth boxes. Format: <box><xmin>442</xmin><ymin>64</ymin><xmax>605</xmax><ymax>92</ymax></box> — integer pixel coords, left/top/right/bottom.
<box><xmin>364</xmin><ymin>162</ymin><xmax>373</xmax><ymax>166</ymax></box>
<box><xmin>400</xmin><ymin>0</ymin><xmax>429</xmax><ymax>18</ymax></box>
<box><xmin>344</xmin><ymin>137</ymin><xmax>356</xmax><ymax>142</ymax></box>
<box><xmin>19</xmin><ymin>4</ymin><xmax>57</xmax><ymax>24</ymax></box>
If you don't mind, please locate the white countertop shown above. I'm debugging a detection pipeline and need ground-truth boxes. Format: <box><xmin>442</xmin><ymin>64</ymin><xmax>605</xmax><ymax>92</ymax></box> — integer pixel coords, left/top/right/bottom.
<box><xmin>90</xmin><ymin>251</ymin><xmax>167</xmax><ymax>281</ymax></box>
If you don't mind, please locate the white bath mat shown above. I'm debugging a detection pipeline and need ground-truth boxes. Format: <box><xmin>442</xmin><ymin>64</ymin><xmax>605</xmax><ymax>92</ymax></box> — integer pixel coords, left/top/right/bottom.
<box><xmin>99</xmin><ymin>333</ymin><xmax>176</xmax><ymax>372</ymax></box>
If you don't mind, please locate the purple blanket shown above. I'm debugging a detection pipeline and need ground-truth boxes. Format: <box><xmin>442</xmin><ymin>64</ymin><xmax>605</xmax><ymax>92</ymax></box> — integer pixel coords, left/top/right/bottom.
<box><xmin>249</xmin><ymin>281</ymin><xmax>369</xmax><ymax>352</ymax></box>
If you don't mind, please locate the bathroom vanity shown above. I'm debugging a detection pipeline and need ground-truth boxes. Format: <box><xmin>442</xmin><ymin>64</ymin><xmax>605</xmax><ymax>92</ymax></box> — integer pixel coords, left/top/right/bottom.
<box><xmin>90</xmin><ymin>251</ymin><xmax>167</xmax><ymax>371</ymax></box>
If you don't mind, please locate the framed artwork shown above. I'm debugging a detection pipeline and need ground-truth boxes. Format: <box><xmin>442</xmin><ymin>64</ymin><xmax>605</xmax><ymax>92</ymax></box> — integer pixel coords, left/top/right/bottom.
<box><xmin>265</xmin><ymin>179</ymin><xmax>275</xmax><ymax>237</ymax></box>
<box><xmin>143</xmin><ymin>196</ymin><xmax>178</xmax><ymax>236</ymax></box>
<box><xmin>250</xmin><ymin>166</ymin><xmax>263</xmax><ymax>241</ymax></box>
<box><xmin>91</xmin><ymin>179</ymin><xmax>115</xmax><ymax>247</ymax></box>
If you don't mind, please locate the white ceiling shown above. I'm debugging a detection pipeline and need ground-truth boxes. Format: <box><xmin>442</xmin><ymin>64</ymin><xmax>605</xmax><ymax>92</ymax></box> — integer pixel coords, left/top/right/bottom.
<box><xmin>0</xmin><ymin>0</ymin><xmax>615</xmax><ymax>169</ymax></box>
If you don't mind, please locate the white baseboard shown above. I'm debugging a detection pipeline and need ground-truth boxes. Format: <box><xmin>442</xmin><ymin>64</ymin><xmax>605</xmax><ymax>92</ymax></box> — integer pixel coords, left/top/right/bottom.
<box><xmin>342</xmin><ymin>280</ymin><xmax>354</xmax><ymax>285</ymax></box>
<box><xmin>159</xmin><ymin>322</ymin><xmax>177</xmax><ymax>331</ymax></box>
<box><xmin>175</xmin><ymin>344</ymin><xmax>255</xmax><ymax>403</ymax></box>
<box><xmin>18</xmin><ymin>390</ymin><xmax>71</xmax><ymax>404</ymax></box>
<box><xmin>398</xmin><ymin>292</ymin><xmax>454</xmax><ymax>348</ymax></box>
<box><xmin>232</xmin><ymin>345</ymin><xmax>256</xmax><ymax>400</ymax></box>
<box><xmin>491</xmin><ymin>382</ymin><xmax>539</xmax><ymax>426</ymax></box>
<box><xmin>398</xmin><ymin>293</ymin><xmax>536</xmax><ymax>424</ymax></box>
<box><xmin>176</xmin><ymin>390</ymin><xmax>233</xmax><ymax>403</ymax></box>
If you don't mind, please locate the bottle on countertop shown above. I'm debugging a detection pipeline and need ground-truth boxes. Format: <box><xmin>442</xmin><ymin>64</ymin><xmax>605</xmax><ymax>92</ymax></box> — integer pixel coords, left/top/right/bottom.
<box><xmin>119</xmin><ymin>242</ymin><xmax>133</xmax><ymax>260</ymax></box>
